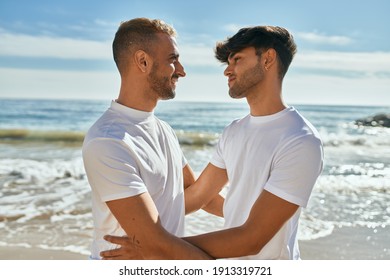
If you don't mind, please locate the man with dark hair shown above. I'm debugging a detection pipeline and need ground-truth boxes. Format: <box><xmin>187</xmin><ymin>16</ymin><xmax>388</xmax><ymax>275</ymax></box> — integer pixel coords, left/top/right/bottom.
<box><xmin>102</xmin><ymin>25</ymin><xmax>323</xmax><ymax>260</ymax></box>
<box><xmin>183</xmin><ymin>26</ymin><xmax>323</xmax><ymax>259</ymax></box>
<box><xmin>215</xmin><ymin>26</ymin><xmax>297</xmax><ymax>79</ymax></box>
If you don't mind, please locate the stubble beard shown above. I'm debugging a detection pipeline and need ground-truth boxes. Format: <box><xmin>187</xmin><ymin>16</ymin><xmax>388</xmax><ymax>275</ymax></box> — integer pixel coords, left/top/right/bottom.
<box><xmin>229</xmin><ymin>62</ymin><xmax>265</xmax><ymax>99</ymax></box>
<box><xmin>148</xmin><ymin>63</ymin><xmax>176</xmax><ymax>100</ymax></box>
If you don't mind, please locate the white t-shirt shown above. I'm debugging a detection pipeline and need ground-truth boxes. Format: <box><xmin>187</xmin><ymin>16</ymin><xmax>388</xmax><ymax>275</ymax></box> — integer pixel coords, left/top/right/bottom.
<box><xmin>211</xmin><ymin>107</ymin><xmax>323</xmax><ymax>259</ymax></box>
<box><xmin>82</xmin><ymin>101</ymin><xmax>187</xmax><ymax>259</ymax></box>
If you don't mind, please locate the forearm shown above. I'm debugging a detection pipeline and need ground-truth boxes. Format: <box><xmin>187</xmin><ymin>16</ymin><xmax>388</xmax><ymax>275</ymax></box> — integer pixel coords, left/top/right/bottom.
<box><xmin>149</xmin><ymin>232</ymin><xmax>213</xmax><ymax>260</ymax></box>
<box><xmin>183</xmin><ymin>225</ymin><xmax>261</xmax><ymax>259</ymax></box>
<box><xmin>185</xmin><ymin>182</ymin><xmax>203</xmax><ymax>214</ymax></box>
<box><xmin>184</xmin><ymin>191</ymin><xmax>300</xmax><ymax>259</ymax></box>
<box><xmin>106</xmin><ymin>193</ymin><xmax>213</xmax><ymax>260</ymax></box>
<box><xmin>101</xmin><ymin>231</ymin><xmax>213</xmax><ymax>260</ymax></box>
<box><xmin>115</xmin><ymin>216</ymin><xmax>213</xmax><ymax>260</ymax></box>
<box><xmin>185</xmin><ymin>165</ymin><xmax>228</xmax><ymax>215</ymax></box>
<box><xmin>201</xmin><ymin>194</ymin><xmax>224</xmax><ymax>217</ymax></box>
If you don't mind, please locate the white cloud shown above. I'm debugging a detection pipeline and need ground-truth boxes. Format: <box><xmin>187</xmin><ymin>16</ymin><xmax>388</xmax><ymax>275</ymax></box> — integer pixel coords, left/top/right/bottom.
<box><xmin>284</xmin><ymin>72</ymin><xmax>390</xmax><ymax>106</ymax></box>
<box><xmin>294</xmin><ymin>51</ymin><xmax>390</xmax><ymax>74</ymax></box>
<box><xmin>0</xmin><ymin>29</ymin><xmax>218</xmax><ymax>67</ymax></box>
<box><xmin>180</xmin><ymin>44</ymin><xmax>218</xmax><ymax>67</ymax></box>
<box><xmin>297</xmin><ymin>31</ymin><xmax>353</xmax><ymax>46</ymax></box>
<box><xmin>0</xmin><ymin>67</ymin><xmax>119</xmax><ymax>100</ymax></box>
<box><xmin>0</xmin><ymin>29</ymin><xmax>111</xmax><ymax>60</ymax></box>
<box><xmin>6</xmin><ymin>28</ymin><xmax>386</xmax><ymax>76</ymax></box>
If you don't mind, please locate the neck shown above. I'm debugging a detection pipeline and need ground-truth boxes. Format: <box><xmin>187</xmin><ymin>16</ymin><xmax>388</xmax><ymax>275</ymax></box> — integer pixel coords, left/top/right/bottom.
<box><xmin>246</xmin><ymin>80</ymin><xmax>286</xmax><ymax>116</ymax></box>
<box><xmin>116</xmin><ymin>79</ymin><xmax>158</xmax><ymax>112</ymax></box>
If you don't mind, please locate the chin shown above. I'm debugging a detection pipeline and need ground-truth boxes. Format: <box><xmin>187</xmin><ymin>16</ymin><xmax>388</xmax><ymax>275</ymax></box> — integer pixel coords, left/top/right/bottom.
<box><xmin>160</xmin><ymin>92</ymin><xmax>175</xmax><ymax>100</ymax></box>
<box><xmin>229</xmin><ymin>91</ymin><xmax>245</xmax><ymax>99</ymax></box>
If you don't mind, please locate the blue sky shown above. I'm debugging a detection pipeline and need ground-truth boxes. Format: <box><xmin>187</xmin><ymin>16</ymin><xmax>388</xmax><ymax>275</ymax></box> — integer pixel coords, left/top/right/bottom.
<box><xmin>0</xmin><ymin>0</ymin><xmax>389</xmax><ymax>106</ymax></box>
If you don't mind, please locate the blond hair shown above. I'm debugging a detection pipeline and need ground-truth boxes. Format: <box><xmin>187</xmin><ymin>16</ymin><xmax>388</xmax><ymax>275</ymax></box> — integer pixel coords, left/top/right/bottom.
<box><xmin>112</xmin><ymin>18</ymin><xmax>176</xmax><ymax>73</ymax></box>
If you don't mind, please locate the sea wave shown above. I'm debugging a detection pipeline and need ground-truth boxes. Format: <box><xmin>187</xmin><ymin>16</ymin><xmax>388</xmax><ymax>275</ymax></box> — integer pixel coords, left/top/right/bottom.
<box><xmin>4</xmin><ymin>128</ymin><xmax>388</xmax><ymax>148</ymax></box>
<box><xmin>0</xmin><ymin>128</ymin><xmax>219</xmax><ymax>147</ymax></box>
<box><xmin>176</xmin><ymin>130</ymin><xmax>219</xmax><ymax>146</ymax></box>
<box><xmin>0</xmin><ymin>157</ymin><xmax>89</xmax><ymax>224</ymax></box>
<box><xmin>320</xmin><ymin>125</ymin><xmax>390</xmax><ymax>147</ymax></box>
<box><xmin>0</xmin><ymin>129</ymin><xmax>84</xmax><ymax>143</ymax></box>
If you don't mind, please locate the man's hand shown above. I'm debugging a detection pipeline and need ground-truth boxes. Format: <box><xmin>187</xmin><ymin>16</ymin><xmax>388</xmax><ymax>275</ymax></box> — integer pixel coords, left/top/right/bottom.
<box><xmin>100</xmin><ymin>235</ymin><xmax>144</xmax><ymax>260</ymax></box>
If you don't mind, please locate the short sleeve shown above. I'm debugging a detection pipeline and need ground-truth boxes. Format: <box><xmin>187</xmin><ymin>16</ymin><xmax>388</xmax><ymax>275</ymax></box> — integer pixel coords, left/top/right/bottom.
<box><xmin>182</xmin><ymin>153</ymin><xmax>188</xmax><ymax>168</ymax></box>
<box><xmin>210</xmin><ymin>130</ymin><xmax>227</xmax><ymax>169</ymax></box>
<box><xmin>264</xmin><ymin>135</ymin><xmax>323</xmax><ymax>207</ymax></box>
<box><xmin>82</xmin><ymin>138</ymin><xmax>147</xmax><ymax>202</ymax></box>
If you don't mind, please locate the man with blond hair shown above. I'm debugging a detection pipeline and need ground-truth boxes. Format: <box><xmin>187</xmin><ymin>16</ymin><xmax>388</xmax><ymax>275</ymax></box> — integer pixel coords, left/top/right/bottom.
<box><xmin>83</xmin><ymin>18</ymin><xmax>216</xmax><ymax>260</ymax></box>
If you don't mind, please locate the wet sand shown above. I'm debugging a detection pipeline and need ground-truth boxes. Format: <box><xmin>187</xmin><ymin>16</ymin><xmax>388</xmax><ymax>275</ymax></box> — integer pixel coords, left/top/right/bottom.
<box><xmin>1</xmin><ymin>225</ymin><xmax>388</xmax><ymax>260</ymax></box>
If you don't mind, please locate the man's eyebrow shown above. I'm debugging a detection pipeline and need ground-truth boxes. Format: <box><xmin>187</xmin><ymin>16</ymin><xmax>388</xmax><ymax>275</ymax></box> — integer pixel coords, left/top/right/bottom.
<box><xmin>228</xmin><ymin>52</ymin><xmax>239</xmax><ymax>60</ymax></box>
<box><xmin>169</xmin><ymin>52</ymin><xmax>179</xmax><ymax>59</ymax></box>
<box><xmin>227</xmin><ymin>52</ymin><xmax>237</xmax><ymax>63</ymax></box>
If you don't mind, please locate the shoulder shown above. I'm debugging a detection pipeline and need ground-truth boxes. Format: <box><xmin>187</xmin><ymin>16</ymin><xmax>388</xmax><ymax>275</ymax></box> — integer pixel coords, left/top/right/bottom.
<box><xmin>85</xmin><ymin>109</ymin><xmax>126</xmax><ymax>140</ymax></box>
<box><xmin>274</xmin><ymin>109</ymin><xmax>323</xmax><ymax>157</ymax></box>
<box><xmin>155</xmin><ymin>117</ymin><xmax>178</xmax><ymax>137</ymax></box>
<box><xmin>222</xmin><ymin>115</ymin><xmax>249</xmax><ymax>134</ymax></box>
<box><xmin>156</xmin><ymin>117</ymin><xmax>173</xmax><ymax>129</ymax></box>
<box><xmin>282</xmin><ymin>108</ymin><xmax>322</xmax><ymax>140</ymax></box>
<box><xmin>82</xmin><ymin>137</ymin><xmax>129</xmax><ymax>161</ymax></box>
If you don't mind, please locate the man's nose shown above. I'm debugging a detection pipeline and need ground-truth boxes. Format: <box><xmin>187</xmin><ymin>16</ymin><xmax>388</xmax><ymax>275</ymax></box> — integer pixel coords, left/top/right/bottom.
<box><xmin>175</xmin><ymin>61</ymin><xmax>186</xmax><ymax>77</ymax></box>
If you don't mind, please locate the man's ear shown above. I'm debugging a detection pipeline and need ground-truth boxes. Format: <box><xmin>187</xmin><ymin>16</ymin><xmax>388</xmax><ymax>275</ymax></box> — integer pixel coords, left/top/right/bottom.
<box><xmin>263</xmin><ymin>48</ymin><xmax>277</xmax><ymax>71</ymax></box>
<box><xmin>134</xmin><ymin>50</ymin><xmax>150</xmax><ymax>73</ymax></box>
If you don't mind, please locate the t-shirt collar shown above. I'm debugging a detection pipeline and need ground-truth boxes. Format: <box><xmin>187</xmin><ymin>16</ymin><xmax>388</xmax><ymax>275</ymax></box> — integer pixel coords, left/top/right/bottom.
<box><xmin>110</xmin><ymin>100</ymin><xmax>154</xmax><ymax>121</ymax></box>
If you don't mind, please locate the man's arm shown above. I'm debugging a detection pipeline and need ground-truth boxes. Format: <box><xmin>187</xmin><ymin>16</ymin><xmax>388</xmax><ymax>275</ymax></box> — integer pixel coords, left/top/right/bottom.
<box><xmin>183</xmin><ymin>164</ymin><xmax>196</xmax><ymax>189</ymax></box>
<box><xmin>102</xmin><ymin>171</ymin><xmax>296</xmax><ymax>260</ymax></box>
<box><xmin>104</xmin><ymin>192</ymin><xmax>212</xmax><ymax>260</ymax></box>
<box><xmin>183</xmin><ymin>190</ymin><xmax>299</xmax><ymax>258</ymax></box>
<box><xmin>183</xmin><ymin>163</ymin><xmax>227</xmax><ymax>217</ymax></box>
<box><xmin>101</xmin><ymin>164</ymin><xmax>225</xmax><ymax>260</ymax></box>
<box><xmin>184</xmin><ymin>163</ymin><xmax>228</xmax><ymax>216</ymax></box>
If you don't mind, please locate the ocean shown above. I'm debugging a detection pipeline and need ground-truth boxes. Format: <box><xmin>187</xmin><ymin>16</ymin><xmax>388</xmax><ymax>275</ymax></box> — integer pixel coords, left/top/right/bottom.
<box><xmin>0</xmin><ymin>98</ymin><xmax>389</xmax><ymax>258</ymax></box>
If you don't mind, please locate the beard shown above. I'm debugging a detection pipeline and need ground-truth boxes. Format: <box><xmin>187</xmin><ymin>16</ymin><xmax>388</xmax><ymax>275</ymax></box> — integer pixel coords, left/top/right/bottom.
<box><xmin>229</xmin><ymin>61</ymin><xmax>265</xmax><ymax>99</ymax></box>
<box><xmin>148</xmin><ymin>62</ymin><xmax>176</xmax><ymax>100</ymax></box>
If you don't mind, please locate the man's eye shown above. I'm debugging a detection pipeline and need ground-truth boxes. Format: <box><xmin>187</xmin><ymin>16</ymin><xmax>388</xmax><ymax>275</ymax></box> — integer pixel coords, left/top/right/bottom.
<box><xmin>170</xmin><ymin>55</ymin><xmax>179</xmax><ymax>61</ymax></box>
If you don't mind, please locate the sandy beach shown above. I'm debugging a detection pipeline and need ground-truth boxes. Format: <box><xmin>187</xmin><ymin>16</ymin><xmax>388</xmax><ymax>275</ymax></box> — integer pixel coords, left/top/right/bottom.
<box><xmin>0</xmin><ymin>225</ymin><xmax>388</xmax><ymax>260</ymax></box>
<box><xmin>0</xmin><ymin>246</ymin><xmax>87</xmax><ymax>260</ymax></box>
<box><xmin>299</xmin><ymin>225</ymin><xmax>389</xmax><ymax>260</ymax></box>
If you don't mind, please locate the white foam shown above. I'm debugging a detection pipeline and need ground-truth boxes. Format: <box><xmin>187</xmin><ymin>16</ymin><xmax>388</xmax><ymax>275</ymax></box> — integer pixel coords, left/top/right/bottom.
<box><xmin>320</xmin><ymin>125</ymin><xmax>390</xmax><ymax>148</ymax></box>
<box><xmin>0</xmin><ymin>157</ymin><xmax>90</xmax><ymax>222</ymax></box>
